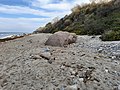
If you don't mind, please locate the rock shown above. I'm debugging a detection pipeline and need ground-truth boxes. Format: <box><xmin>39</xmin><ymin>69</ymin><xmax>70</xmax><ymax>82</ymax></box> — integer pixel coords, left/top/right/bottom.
<box><xmin>40</xmin><ymin>52</ymin><xmax>51</xmax><ymax>60</ymax></box>
<box><xmin>105</xmin><ymin>69</ymin><xmax>109</xmax><ymax>73</ymax></box>
<box><xmin>118</xmin><ymin>85</ymin><xmax>120</xmax><ymax>90</ymax></box>
<box><xmin>65</xmin><ymin>85</ymin><xmax>77</xmax><ymax>90</ymax></box>
<box><xmin>48</xmin><ymin>60</ymin><xmax>53</xmax><ymax>64</ymax></box>
<box><xmin>91</xmin><ymin>36</ymin><xmax>96</xmax><ymax>38</ymax></box>
<box><xmin>69</xmin><ymin>68</ymin><xmax>76</xmax><ymax>75</ymax></box>
<box><xmin>98</xmin><ymin>47</ymin><xmax>103</xmax><ymax>53</ymax></box>
<box><xmin>45</xmin><ymin>31</ymin><xmax>77</xmax><ymax>47</ymax></box>
<box><xmin>117</xmin><ymin>72</ymin><xmax>120</xmax><ymax>76</ymax></box>
<box><xmin>111</xmin><ymin>56</ymin><xmax>116</xmax><ymax>59</ymax></box>
<box><xmin>44</xmin><ymin>47</ymin><xmax>50</xmax><ymax>52</ymax></box>
<box><xmin>83</xmin><ymin>69</ymin><xmax>94</xmax><ymax>83</ymax></box>
<box><xmin>79</xmin><ymin>78</ymin><xmax>84</xmax><ymax>82</ymax></box>
<box><xmin>30</xmin><ymin>55</ymin><xmax>41</xmax><ymax>59</ymax></box>
<box><xmin>28</xmin><ymin>39</ymin><xmax>32</xmax><ymax>43</ymax></box>
<box><xmin>81</xmin><ymin>54</ymin><xmax>85</xmax><ymax>57</ymax></box>
<box><xmin>60</xmin><ymin>85</ymin><xmax>65</xmax><ymax>90</ymax></box>
<box><xmin>112</xmin><ymin>52</ymin><xmax>120</xmax><ymax>60</ymax></box>
<box><xmin>60</xmin><ymin>65</ymin><xmax>65</xmax><ymax>69</ymax></box>
<box><xmin>1</xmin><ymin>79</ymin><xmax>8</xmax><ymax>87</ymax></box>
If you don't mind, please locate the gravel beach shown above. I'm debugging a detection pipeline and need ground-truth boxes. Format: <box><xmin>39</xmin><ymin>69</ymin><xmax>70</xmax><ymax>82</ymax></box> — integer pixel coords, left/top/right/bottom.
<box><xmin>0</xmin><ymin>34</ymin><xmax>120</xmax><ymax>90</ymax></box>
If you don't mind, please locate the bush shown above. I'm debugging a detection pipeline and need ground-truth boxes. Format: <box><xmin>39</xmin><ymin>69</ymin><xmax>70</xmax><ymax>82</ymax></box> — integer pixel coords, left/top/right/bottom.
<box><xmin>64</xmin><ymin>19</ymin><xmax>72</xmax><ymax>26</ymax></box>
<box><xmin>100</xmin><ymin>30</ymin><xmax>120</xmax><ymax>41</ymax></box>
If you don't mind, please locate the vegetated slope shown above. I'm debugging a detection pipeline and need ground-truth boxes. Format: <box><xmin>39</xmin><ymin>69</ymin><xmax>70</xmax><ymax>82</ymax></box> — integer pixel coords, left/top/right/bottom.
<box><xmin>34</xmin><ymin>0</ymin><xmax>120</xmax><ymax>41</ymax></box>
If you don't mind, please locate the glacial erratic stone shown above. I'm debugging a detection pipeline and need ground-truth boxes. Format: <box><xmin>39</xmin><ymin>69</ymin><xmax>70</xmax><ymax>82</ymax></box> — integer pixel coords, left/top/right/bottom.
<box><xmin>45</xmin><ymin>31</ymin><xmax>77</xmax><ymax>47</ymax></box>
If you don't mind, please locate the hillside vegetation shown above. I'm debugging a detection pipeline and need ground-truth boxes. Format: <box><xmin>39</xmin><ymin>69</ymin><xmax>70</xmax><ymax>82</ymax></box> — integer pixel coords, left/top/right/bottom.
<box><xmin>34</xmin><ymin>0</ymin><xmax>120</xmax><ymax>41</ymax></box>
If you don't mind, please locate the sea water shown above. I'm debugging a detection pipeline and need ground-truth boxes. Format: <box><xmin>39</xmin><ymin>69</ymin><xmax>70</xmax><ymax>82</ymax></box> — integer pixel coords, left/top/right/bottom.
<box><xmin>0</xmin><ymin>32</ymin><xmax>26</xmax><ymax>39</ymax></box>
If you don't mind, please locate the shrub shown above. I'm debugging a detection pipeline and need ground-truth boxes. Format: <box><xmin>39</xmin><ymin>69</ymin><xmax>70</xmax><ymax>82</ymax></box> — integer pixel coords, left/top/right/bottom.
<box><xmin>64</xmin><ymin>19</ymin><xmax>72</xmax><ymax>26</ymax></box>
<box><xmin>100</xmin><ymin>30</ymin><xmax>120</xmax><ymax>41</ymax></box>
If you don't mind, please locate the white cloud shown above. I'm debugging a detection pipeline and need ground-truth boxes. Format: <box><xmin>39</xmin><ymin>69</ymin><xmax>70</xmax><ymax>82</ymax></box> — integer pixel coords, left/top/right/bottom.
<box><xmin>39</xmin><ymin>3</ymin><xmax>71</xmax><ymax>11</ymax></box>
<box><xmin>0</xmin><ymin>17</ymin><xmax>51</xmax><ymax>32</ymax></box>
<box><xmin>0</xmin><ymin>5</ymin><xmax>50</xmax><ymax>16</ymax></box>
<box><xmin>32</xmin><ymin>0</ymin><xmax>71</xmax><ymax>11</ymax></box>
<box><xmin>0</xmin><ymin>3</ymin><xmax>71</xmax><ymax>32</ymax></box>
<box><xmin>0</xmin><ymin>0</ymin><xmax>90</xmax><ymax>32</ymax></box>
<box><xmin>74</xmin><ymin>0</ymin><xmax>90</xmax><ymax>4</ymax></box>
<box><xmin>0</xmin><ymin>4</ymin><xmax>71</xmax><ymax>18</ymax></box>
<box><xmin>32</xmin><ymin>0</ymin><xmax>52</xmax><ymax>5</ymax></box>
<box><xmin>31</xmin><ymin>0</ymin><xmax>90</xmax><ymax>11</ymax></box>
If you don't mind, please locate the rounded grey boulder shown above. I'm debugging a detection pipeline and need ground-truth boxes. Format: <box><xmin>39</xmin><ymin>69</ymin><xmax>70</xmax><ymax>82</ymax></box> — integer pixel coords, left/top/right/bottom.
<box><xmin>45</xmin><ymin>31</ymin><xmax>77</xmax><ymax>47</ymax></box>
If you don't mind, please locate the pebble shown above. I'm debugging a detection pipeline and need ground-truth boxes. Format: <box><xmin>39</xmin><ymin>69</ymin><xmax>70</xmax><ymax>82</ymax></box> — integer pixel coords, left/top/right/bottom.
<box><xmin>98</xmin><ymin>48</ymin><xmax>103</xmax><ymax>53</ymax></box>
<box><xmin>111</xmin><ymin>56</ymin><xmax>116</xmax><ymax>59</ymax></box>
<box><xmin>117</xmin><ymin>72</ymin><xmax>120</xmax><ymax>76</ymax></box>
<box><xmin>69</xmin><ymin>68</ymin><xmax>76</xmax><ymax>75</ymax></box>
<box><xmin>118</xmin><ymin>85</ymin><xmax>120</xmax><ymax>90</ymax></box>
<box><xmin>40</xmin><ymin>52</ymin><xmax>51</xmax><ymax>60</ymax></box>
<box><xmin>60</xmin><ymin>85</ymin><xmax>65</xmax><ymax>90</ymax></box>
<box><xmin>79</xmin><ymin>78</ymin><xmax>84</xmax><ymax>82</ymax></box>
<box><xmin>105</xmin><ymin>69</ymin><xmax>109</xmax><ymax>73</ymax></box>
<box><xmin>60</xmin><ymin>65</ymin><xmax>65</xmax><ymax>69</ymax></box>
<box><xmin>30</xmin><ymin>55</ymin><xmax>41</xmax><ymax>59</ymax></box>
<box><xmin>44</xmin><ymin>47</ymin><xmax>50</xmax><ymax>52</ymax></box>
<box><xmin>65</xmin><ymin>85</ymin><xmax>77</xmax><ymax>90</ymax></box>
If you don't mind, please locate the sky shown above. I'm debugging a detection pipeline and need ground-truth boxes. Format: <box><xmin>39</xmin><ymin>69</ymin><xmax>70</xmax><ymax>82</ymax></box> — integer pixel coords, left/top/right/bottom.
<box><xmin>0</xmin><ymin>0</ymin><xmax>90</xmax><ymax>33</ymax></box>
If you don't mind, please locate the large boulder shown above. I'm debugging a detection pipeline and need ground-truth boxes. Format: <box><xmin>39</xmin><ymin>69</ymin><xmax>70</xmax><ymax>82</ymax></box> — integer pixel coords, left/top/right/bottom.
<box><xmin>45</xmin><ymin>31</ymin><xmax>77</xmax><ymax>47</ymax></box>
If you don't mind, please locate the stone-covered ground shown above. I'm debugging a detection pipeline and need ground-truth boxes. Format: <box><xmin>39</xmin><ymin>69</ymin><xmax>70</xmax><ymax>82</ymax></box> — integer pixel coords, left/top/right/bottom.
<box><xmin>0</xmin><ymin>34</ymin><xmax>120</xmax><ymax>90</ymax></box>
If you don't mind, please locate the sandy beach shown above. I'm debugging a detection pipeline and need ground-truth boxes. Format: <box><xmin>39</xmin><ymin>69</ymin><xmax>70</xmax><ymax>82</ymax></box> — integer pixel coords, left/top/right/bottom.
<box><xmin>0</xmin><ymin>34</ymin><xmax>120</xmax><ymax>90</ymax></box>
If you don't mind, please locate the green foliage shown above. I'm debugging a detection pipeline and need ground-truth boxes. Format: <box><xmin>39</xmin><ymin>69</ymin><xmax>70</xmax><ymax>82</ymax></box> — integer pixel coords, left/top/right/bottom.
<box><xmin>64</xmin><ymin>19</ymin><xmax>72</xmax><ymax>26</ymax></box>
<box><xmin>84</xmin><ymin>18</ymin><xmax>107</xmax><ymax>35</ymax></box>
<box><xmin>100</xmin><ymin>30</ymin><xmax>120</xmax><ymax>41</ymax></box>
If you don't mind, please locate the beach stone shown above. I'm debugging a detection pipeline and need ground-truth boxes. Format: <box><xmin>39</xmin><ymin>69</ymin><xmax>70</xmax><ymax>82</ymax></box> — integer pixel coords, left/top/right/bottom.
<box><xmin>112</xmin><ymin>52</ymin><xmax>120</xmax><ymax>59</ymax></box>
<box><xmin>118</xmin><ymin>85</ymin><xmax>120</xmax><ymax>90</ymax></box>
<box><xmin>30</xmin><ymin>55</ymin><xmax>41</xmax><ymax>59</ymax></box>
<box><xmin>65</xmin><ymin>85</ymin><xmax>77</xmax><ymax>90</ymax></box>
<box><xmin>45</xmin><ymin>31</ymin><xmax>77</xmax><ymax>47</ymax></box>
<box><xmin>44</xmin><ymin>47</ymin><xmax>50</xmax><ymax>52</ymax></box>
<box><xmin>98</xmin><ymin>47</ymin><xmax>104</xmax><ymax>53</ymax></box>
<box><xmin>40</xmin><ymin>52</ymin><xmax>51</xmax><ymax>60</ymax></box>
<box><xmin>79</xmin><ymin>78</ymin><xmax>84</xmax><ymax>82</ymax></box>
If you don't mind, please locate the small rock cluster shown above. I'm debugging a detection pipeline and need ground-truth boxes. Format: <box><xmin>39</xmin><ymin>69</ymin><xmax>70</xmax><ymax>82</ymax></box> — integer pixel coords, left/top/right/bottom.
<box><xmin>76</xmin><ymin>36</ymin><xmax>120</xmax><ymax>60</ymax></box>
<box><xmin>97</xmin><ymin>43</ymin><xmax>120</xmax><ymax>60</ymax></box>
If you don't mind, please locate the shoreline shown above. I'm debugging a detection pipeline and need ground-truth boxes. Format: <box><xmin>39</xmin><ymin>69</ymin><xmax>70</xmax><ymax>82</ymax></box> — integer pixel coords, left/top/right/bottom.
<box><xmin>0</xmin><ymin>33</ymin><xmax>31</xmax><ymax>42</ymax></box>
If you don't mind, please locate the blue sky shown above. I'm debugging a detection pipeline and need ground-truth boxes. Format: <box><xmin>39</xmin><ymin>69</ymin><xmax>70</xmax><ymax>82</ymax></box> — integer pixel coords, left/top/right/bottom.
<box><xmin>0</xmin><ymin>0</ymin><xmax>90</xmax><ymax>32</ymax></box>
